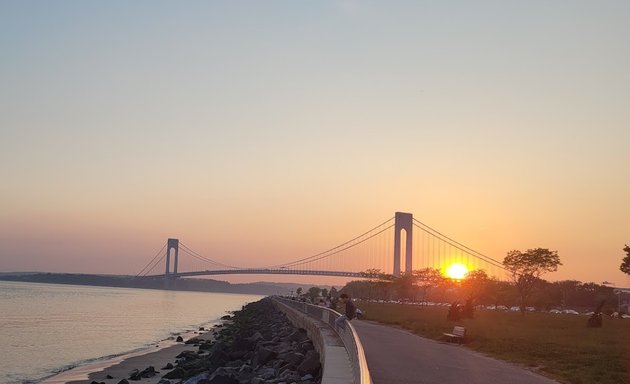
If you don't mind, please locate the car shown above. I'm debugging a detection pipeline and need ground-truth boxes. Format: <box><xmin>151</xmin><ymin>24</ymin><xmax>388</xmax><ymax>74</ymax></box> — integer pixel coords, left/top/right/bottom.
<box><xmin>563</xmin><ymin>309</ymin><xmax>579</xmax><ymax>315</ymax></box>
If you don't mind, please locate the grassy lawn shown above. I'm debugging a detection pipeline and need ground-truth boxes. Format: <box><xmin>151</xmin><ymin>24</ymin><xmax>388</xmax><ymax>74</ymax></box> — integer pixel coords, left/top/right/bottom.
<box><xmin>357</xmin><ymin>301</ymin><xmax>630</xmax><ymax>384</ymax></box>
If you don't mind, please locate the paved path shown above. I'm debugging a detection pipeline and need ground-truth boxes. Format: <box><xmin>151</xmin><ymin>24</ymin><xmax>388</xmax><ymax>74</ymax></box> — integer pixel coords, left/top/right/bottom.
<box><xmin>352</xmin><ymin>320</ymin><xmax>559</xmax><ymax>384</ymax></box>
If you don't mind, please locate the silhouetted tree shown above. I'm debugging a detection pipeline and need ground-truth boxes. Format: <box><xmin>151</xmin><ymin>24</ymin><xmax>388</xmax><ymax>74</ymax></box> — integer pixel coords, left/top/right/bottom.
<box><xmin>393</xmin><ymin>272</ymin><xmax>417</xmax><ymax>301</ymax></box>
<box><xmin>413</xmin><ymin>268</ymin><xmax>444</xmax><ymax>303</ymax></box>
<box><xmin>503</xmin><ymin>248</ymin><xmax>562</xmax><ymax>314</ymax></box>
<box><xmin>307</xmin><ymin>286</ymin><xmax>322</xmax><ymax>301</ymax></box>
<box><xmin>620</xmin><ymin>245</ymin><xmax>630</xmax><ymax>276</ymax></box>
<box><xmin>461</xmin><ymin>270</ymin><xmax>489</xmax><ymax>303</ymax></box>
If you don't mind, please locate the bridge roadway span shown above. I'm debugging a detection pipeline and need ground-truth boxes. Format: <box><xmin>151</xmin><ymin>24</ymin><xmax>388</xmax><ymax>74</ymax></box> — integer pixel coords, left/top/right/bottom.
<box><xmin>147</xmin><ymin>269</ymin><xmax>364</xmax><ymax>278</ymax></box>
<box><xmin>353</xmin><ymin>320</ymin><xmax>559</xmax><ymax>384</ymax></box>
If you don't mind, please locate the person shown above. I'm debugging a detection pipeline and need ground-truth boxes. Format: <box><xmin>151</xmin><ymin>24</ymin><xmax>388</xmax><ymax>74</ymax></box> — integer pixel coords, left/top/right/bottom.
<box><xmin>334</xmin><ymin>293</ymin><xmax>357</xmax><ymax>330</ymax></box>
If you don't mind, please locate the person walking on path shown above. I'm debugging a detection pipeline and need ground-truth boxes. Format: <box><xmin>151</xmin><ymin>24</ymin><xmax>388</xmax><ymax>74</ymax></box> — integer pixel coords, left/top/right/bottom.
<box><xmin>335</xmin><ymin>293</ymin><xmax>357</xmax><ymax>330</ymax></box>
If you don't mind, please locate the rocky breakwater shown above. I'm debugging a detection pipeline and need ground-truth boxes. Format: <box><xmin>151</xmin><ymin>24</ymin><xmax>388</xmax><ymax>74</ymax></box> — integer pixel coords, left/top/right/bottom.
<box><xmin>160</xmin><ymin>297</ymin><xmax>322</xmax><ymax>384</ymax></box>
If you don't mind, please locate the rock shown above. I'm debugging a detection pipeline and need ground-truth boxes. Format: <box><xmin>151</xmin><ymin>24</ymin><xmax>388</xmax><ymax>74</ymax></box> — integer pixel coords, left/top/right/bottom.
<box><xmin>139</xmin><ymin>366</ymin><xmax>157</xmax><ymax>378</ymax></box>
<box><xmin>249</xmin><ymin>331</ymin><xmax>264</xmax><ymax>342</ymax></box>
<box><xmin>182</xmin><ymin>372</ymin><xmax>208</xmax><ymax>384</ymax></box>
<box><xmin>199</xmin><ymin>327</ymin><xmax>205</xmax><ymax>331</ymax></box>
<box><xmin>207</xmin><ymin>370</ymin><xmax>238</xmax><ymax>384</ymax></box>
<box><xmin>231</xmin><ymin>337</ymin><xmax>255</xmax><ymax>352</ymax></box>
<box><xmin>285</xmin><ymin>352</ymin><xmax>304</xmax><ymax>366</ymax></box>
<box><xmin>207</xmin><ymin>349</ymin><xmax>229</xmax><ymax>367</ymax></box>
<box><xmin>158</xmin><ymin>380</ymin><xmax>171</xmax><ymax>384</ymax></box>
<box><xmin>254</xmin><ymin>346</ymin><xmax>278</xmax><ymax>365</ymax></box>
<box><xmin>297</xmin><ymin>352</ymin><xmax>320</xmax><ymax>376</ymax></box>
<box><xmin>199</xmin><ymin>342</ymin><xmax>213</xmax><ymax>351</ymax></box>
<box><xmin>117</xmin><ymin>380</ymin><xmax>129</xmax><ymax>384</ymax></box>
<box><xmin>161</xmin><ymin>298</ymin><xmax>322</xmax><ymax>384</ymax></box>
<box><xmin>258</xmin><ymin>367</ymin><xmax>276</xmax><ymax>380</ymax></box>
<box><xmin>285</xmin><ymin>329</ymin><xmax>308</xmax><ymax>343</ymax></box>
<box><xmin>176</xmin><ymin>336</ymin><xmax>184</xmax><ymax>342</ymax></box>
<box><xmin>162</xmin><ymin>367</ymin><xmax>186</xmax><ymax>379</ymax></box>
<box><xmin>221</xmin><ymin>315</ymin><xmax>232</xmax><ymax>320</ymax></box>
<box><xmin>162</xmin><ymin>362</ymin><xmax>174</xmax><ymax>370</ymax></box>
<box><xmin>228</xmin><ymin>350</ymin><xmax>248</xmax><ymax>360</ymax></box>
<box><xmin>300</xmin><ymin>373</ymin><xmax>314</xmax><ymax>380</ymax></box>
<box><xmin>105</xmin><ymin>375</ymin><xmax>113</xmax><ymax>379</ymax></box>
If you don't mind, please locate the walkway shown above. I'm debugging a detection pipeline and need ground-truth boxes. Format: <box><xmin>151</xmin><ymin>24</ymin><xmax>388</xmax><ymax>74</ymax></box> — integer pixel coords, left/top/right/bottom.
<box><xmin>352</xmin><ymin>320</ymin><xmax>559</xmax><ymax>384</ymax></box>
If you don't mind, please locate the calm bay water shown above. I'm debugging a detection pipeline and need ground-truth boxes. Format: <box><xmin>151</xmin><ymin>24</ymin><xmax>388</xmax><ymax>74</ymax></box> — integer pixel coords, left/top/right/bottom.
<box><xmin>0</xmin><ymin>281</ymin><xmax>263</xmax><ymax>384</ymax></box>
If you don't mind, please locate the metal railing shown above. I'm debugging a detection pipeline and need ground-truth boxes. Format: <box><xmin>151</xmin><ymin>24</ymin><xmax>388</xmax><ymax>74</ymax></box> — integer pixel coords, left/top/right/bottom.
<box><xmin>274</xmin><ymin>297</ymin><xmax>372</xmax><ymax>384</ymax></box>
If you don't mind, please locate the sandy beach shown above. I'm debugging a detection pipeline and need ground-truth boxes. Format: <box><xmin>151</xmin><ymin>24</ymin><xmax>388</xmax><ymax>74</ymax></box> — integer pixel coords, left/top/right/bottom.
<box><xmin>43</xmin><ymin>330</ymin><xmax>216</xmax><ymax>384</ymax></box>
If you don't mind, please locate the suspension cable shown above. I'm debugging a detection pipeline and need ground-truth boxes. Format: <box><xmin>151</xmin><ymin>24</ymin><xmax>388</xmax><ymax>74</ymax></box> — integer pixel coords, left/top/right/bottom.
<box><xmin>135</xmin><ymin>243</ymin><xmax>167</xmax><ymax>277</ymax></box>
<box><xmin>279</xmin><ymin>224</ymin><xmax>395</xmax><ymax>268</ymax></box>
<box><xmin>178</xmin><ymin>242</ymin><xmax>241</xmax><ymax>269</ymax></box>
<box><xmin>264</xmin><ymin>216</ymin><xmax>395</xmax><ymax>268</ymax></box>
<box><xmin>412</xmin><ymin>218</ymin><xmax>507</xmax><ymax>270</ymax></box>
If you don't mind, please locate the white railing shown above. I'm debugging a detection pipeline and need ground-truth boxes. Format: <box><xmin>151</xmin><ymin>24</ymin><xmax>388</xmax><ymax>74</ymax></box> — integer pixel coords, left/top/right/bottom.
<box><xmin>274</xmin><ymin>297</ymin><xmax>371</xmax><ymax>384</ymax></box>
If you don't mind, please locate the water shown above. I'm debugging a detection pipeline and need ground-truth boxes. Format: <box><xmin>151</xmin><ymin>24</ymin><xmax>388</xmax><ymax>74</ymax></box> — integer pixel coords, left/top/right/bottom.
<box><xmin>0</xmin><ymin>281</ymin><xmax>263</xmax><ymax>384</ymax></box>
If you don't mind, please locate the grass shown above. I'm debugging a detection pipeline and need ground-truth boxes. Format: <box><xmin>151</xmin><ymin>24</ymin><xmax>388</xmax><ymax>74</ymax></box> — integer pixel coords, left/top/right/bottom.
<box><xmin>358</xmin><ymin>301</ymin><xmax>630</xmax><ymax>384</ymax></box>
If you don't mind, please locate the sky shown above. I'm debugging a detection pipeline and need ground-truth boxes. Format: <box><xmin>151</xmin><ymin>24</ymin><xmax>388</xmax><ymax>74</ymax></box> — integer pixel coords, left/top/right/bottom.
<box><xmin>1</xmin><ymin>1</ymin><xmax>629</xmax><ymax>287</ymax></box>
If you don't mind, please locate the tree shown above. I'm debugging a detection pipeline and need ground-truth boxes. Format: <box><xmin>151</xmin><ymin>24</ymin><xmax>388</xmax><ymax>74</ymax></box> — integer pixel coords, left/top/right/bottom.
<box><xmin>296</xmin><ymin>287</ymin><xmax>303</xmax><ymax>297</ymax></box>
<box><xmin>413</xmin><ymin>268</ymin><xmax>444</xmax><ymax>303</ymax></box>
<box><xmin>503</xmin><ymin>248</ymin><xmax>562</xmax><ymax>314</ymax></box>
<box><xmin>392</xmin><ymin>272</ymin><xmax>416</xmax><ymax>301</ymax></box>
<box><xmin>361</xmin><ymin>268</ymin><xmax>386</xmax><ymax>299</ymax></box>
<box><xmin>307</xmin><ymin>286</ymin><xmax>322</xmax><ymax>301</ymax></box>
<box><xmin>461</xmin><ymin>269</ymin><xmax>489</xmax><ymax>303</ymax></box>
<box><xmin>620</xmin><ymin>244</ymin><xmax>630</xmax><ymax>276</ymax></box>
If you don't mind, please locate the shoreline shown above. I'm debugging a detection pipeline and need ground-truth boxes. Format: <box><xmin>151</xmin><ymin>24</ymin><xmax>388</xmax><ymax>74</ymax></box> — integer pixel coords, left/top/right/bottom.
<box><xmin>42</xmin><ymin>328</ymin><xmax>218</xmax><ymax>384</ymax></box>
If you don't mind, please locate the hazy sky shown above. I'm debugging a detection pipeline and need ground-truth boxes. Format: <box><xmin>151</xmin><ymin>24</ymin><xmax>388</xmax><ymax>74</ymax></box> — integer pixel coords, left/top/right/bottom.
<box><xmin>1</xmin><ymin>1</ymin><xmax>629</xmax><ymax>286</ymax></box>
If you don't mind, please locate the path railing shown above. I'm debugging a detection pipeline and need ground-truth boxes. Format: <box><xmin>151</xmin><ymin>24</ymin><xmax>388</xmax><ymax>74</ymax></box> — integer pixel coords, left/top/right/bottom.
<box><xmin>274</xmin><ymin>297</ymin><xmax>371</xmax><ymax>384</ymax></box>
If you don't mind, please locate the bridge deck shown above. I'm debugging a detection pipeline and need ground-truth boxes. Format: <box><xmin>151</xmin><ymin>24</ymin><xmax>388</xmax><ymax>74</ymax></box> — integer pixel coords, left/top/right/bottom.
<box><xmin>141</xmin><ymin>269</ymin><xmax>365</xmax><ymax>279</ymax></box>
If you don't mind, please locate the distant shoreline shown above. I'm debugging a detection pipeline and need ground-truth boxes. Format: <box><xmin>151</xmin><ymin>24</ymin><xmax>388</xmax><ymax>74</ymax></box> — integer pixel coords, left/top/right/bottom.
<box><xmin>0</xmin><ymin>272</ymin><xmax>289</xmax><ymax>296</ymax></box>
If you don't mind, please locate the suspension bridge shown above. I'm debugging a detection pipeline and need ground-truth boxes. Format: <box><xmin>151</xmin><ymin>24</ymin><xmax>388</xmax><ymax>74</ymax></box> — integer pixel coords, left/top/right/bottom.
<box><xmin>135</xmin><ymin>212</ymin><xmax>507</xmax><ymax>281</ymax></box>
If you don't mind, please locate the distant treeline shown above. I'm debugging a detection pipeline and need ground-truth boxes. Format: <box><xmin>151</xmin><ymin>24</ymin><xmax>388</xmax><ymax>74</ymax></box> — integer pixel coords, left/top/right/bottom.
<box><xmin>340</xmin><ymin>273</ymin><xmax>622</xmax><ymax>313</ymax></box>
<box><xmin>0</xmin><ymin>273</ymin><xmax>289</xmax><ymax>296</ymax></box>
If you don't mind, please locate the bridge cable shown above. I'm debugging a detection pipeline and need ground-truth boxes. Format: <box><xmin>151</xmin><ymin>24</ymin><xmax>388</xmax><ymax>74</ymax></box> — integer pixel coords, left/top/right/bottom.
<box><xmin>263</xmin><ymin>217</ymin><xmax>394</xmax><ymax>269</ymax></box>
<box><xmin>135</xmin><ymin>243</ymin><xmax>167</xmax><ymax>277</ymax></box>
<box><xmin>412</xmin><ymin>219</ymin><xmax>507</xmax><ymax>270</ymax></box>
<box><xmin>178</xmin><ymin>242</ymin><xmax>242</xmax><ymax>269</ymax></box>
<box><xmin>142</xmin><ymin>253</ymin><xmax>168</xmax><ymax>276</ymax></box>
<box><xmin>276</xmin><ymin>223</ymin><xmax>395</xmax><ymax>268</ymax></box>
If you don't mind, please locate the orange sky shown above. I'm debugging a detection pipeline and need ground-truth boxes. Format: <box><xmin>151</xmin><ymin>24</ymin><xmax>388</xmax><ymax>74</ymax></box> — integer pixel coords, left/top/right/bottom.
<box><xmin>1</xmin><ymin>1</ymin><xmax>629</xmax><ymax>287</ymax></box>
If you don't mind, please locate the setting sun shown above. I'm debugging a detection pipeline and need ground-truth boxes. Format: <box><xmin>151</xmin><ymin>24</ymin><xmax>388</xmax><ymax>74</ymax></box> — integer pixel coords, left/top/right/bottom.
<box><xmin>446</xmin><ymin>263</ymin><xmax>469</xmax><ymax>280</ymax></box>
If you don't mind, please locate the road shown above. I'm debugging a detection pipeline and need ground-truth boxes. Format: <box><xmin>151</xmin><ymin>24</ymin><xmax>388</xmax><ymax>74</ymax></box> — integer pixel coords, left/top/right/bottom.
<box><xmin>352</xmin><ymin>320</ymin><xmax>559</xmax><ymax>384</ymax></box>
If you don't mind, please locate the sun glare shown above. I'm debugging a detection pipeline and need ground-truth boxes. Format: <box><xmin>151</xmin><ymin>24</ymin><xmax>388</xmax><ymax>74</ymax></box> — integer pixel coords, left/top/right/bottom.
<box><xmin>446</xmin><ymin>263</ymin><xmax>468</xmax><ymax>280</ymax></box>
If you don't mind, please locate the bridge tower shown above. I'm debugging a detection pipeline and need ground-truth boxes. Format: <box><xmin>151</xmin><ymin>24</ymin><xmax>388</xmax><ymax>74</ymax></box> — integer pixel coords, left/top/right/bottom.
<box><xmin>393</xmin><ymin>212</ymin><xmax>413</xmax><ymax>277</ymax></box>
<box><xmin>165</xmin><ymin>238</ymin><xmax>179</xmax><ymax>276</ymax></box>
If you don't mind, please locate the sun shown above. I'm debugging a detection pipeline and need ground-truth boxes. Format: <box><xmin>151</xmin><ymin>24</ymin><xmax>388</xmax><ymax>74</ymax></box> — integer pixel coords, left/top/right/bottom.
<box><xmin>446</xmin><ymin>263</ymin><xmax>469</xmax><ymax>280</ymax></box>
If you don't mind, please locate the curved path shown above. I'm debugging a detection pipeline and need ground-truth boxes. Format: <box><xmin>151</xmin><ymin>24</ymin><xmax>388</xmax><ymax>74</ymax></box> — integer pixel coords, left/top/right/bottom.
<box><xmin>352</xmin><ymin>320</ymin><xmax>559</xmax><ymax>384</ymax></box>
